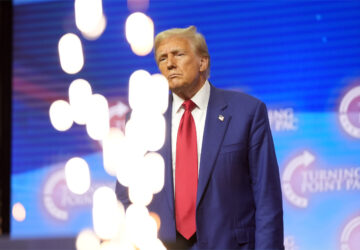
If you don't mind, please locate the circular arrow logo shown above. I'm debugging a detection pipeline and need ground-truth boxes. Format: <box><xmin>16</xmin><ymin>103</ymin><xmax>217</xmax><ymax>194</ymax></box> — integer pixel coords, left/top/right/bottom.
<box><xmin>282</xmin><ymin>150</ymin><xmax>315</xmax><ymax>208</ymax></box>
<box><xmin>339</xmin><ymin>85</ymin><xmax>360</xmax><ymax>138</ymax></box>
<box><xmin>340</xmin><ymin>216</ymin><xmax>360</xmax><ymax>250</ymax></box>
<box><xmin>43</xmin><ymin>169</ymin><xmax>69</xmax><ymax>220</ymax></box>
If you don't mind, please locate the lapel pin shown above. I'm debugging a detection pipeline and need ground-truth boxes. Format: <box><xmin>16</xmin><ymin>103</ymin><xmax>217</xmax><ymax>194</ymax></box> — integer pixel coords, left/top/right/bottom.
<box><xmin>218</xmin><ymin>115</ymin><xmax>224</xmax><ymax>122</ymax></box>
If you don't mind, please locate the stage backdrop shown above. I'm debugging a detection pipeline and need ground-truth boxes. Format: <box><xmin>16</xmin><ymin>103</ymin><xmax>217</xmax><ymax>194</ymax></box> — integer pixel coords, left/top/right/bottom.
<box><xmin>11</xmin><ymin>1</ymin><xmax>360</xmax><ymax>249</ymax></box>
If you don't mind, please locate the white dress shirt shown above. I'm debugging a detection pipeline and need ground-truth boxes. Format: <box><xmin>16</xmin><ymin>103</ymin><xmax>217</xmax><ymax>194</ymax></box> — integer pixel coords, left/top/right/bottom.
<box><xmin>171</xmin><ymin>80</ymin><xmax>211</xmax><ymax>188</ymax></box>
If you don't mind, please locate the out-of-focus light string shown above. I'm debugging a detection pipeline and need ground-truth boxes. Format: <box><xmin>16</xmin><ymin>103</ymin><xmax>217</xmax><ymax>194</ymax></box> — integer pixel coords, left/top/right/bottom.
<box><xmin>46</xmin><ymin>1</ymin><xmax>168</xmax><ymax>249</ymax></box>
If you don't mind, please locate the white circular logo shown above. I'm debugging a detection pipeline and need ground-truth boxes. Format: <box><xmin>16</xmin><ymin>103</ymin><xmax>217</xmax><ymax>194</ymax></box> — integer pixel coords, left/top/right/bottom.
<box><xmin>282</xmin><ymin>150</ymin><xmax>315</xmax><ymax>208</ymax></box>
<box><xmin>339</xmin><ymin>86</ymin><xmax>360</xmax><ymax>138</ymax></box>
<box><xmin>43</xmin><ymin>169</ymin><xmax>69</xmax><ymax>220</ymax></box>
<box><xmin>340</xmin><ymin>216</ymin><xmax>360</xmax><ymax>250</ymax></box>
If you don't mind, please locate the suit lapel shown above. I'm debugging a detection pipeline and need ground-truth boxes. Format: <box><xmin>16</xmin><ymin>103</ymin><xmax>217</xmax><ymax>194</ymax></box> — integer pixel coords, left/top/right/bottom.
<box><xmin>196</xmin><ymin>85</ymin><xmax>231</xmax><ymax>207</ymax></box>
<box><xmin>160</xmin><ymin>94</ymin><xmax>175</xmax><ymax>214</ymax></box>
<box><xmin>161</xmin><ymin>87</ymin><xmax>231</xmax><ymax>212</ymax></box>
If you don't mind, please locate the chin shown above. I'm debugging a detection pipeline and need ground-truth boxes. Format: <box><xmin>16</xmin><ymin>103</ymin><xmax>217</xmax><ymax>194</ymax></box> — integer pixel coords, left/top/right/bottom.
<box><xmin>169</xmin><ymin>82</ymin><xmax>185</xmax><ymax>91</ymax></box>
<box><xmin>169</xmin><ymin>85</ymin><xmax>185</xmax><ymax>95</ymax></box>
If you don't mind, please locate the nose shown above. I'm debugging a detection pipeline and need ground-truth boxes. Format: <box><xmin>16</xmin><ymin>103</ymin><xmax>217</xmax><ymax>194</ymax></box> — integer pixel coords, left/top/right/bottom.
<box><xmin>167</xmin><ymin>55</ymin><xmax>176</xmax><ymax>69</ymax></box>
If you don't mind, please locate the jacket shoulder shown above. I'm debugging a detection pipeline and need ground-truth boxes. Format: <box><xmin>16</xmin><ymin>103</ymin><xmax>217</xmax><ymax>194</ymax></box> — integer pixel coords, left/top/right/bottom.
<box><xmin>214</xmin><ymin>87</ymin><xmax>265</xmax><ymax>111</ymax></box>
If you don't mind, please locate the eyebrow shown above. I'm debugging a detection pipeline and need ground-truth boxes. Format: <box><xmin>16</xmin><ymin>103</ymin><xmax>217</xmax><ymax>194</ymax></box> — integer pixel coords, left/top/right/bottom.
<box><xmin>157</xmin><ymin>48</ymin><xmax>186</xmax><ymax>61</ymax></box>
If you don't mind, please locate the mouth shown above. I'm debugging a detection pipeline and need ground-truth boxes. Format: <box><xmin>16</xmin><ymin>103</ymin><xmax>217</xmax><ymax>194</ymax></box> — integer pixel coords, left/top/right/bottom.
<box><xmin>168</xmin><ymin>74</ymin><xmax>181</xmax><ymax>79</ymax></box>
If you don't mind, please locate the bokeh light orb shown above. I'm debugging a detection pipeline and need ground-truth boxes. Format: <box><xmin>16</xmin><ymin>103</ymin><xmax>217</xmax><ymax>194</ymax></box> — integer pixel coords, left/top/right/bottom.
<box><xmin>58</xmin><ymin>33</ymin><xmax>84</xmax><ymax>74</ymax></box>
<box><xmin>76</xmin><ymin>229</ymin><xmax>101</xmax><ymax>250</ymax></box>
<box><xmin>143</xmin><ymin>152</ymin><xmax>165</xmax><ymax>194</ymax></box>
<box><xmin>69</xmin><ymin>79</ymin><xmax>93</xmax><ymax>125</ymax></box>
<box><xmin>75</xmin><ymin>0</ymin><xmax>103</xmax><ymax>35</ymax></box>
<box><xmin>12</xmin><ymin>202</ymin><xmax>26</xmax><ymax>222</ymax></box>
<box><xmin>128</xmin><ymin>70</ymin><xmax>169</xmax><ymax>114</ymax></box>
<box><xmin>125</xmin><ymin>204</ymin><xmax>157</xmax><ymax>249</ymax></box>
<box><xmin>127</xmin><ymin>111</ymin><xmax>166</xmax><ymax>152</ymax></box>
<box><xmin>150</xmin><ymin>73</ymin><xmax>169</xmax><ymax>114</ymax></box>
<box><xmin>149</xmin><ymin>212</ymin><xmax>161</xmax><ymax>232</ymax></box>
<box><xmin>65</xmin><ymin>157</ymin><xmax>91</xmax><ymax>195</ymax></box>
<box><xmin>49</xmin><ymin>100</ymin><xmax>73</xmax><ymax>131</ymax></box>
<box><xmin>93</xmin><ymin>187</ymin><xmax>125</xmax><ymax>240</ymax></box>
<box><xmin>125</xmin><ymin>12</ymin><xmax>154</xmax><ymax>56</ymax></box>
<box><xmin>86</xmin><ymin>94</ymin><xmax>110</xmax><ymax>141</ymax></box>
<box><xmin>81</xmin><ymin>14</ymin><xmax>107</xmax><ymax>40</ymax></box>
<box><xmin>128</xmin><ymin>69</ymin><xmax>152</xmax><ymax>111</ymax></box>
<box><xmin>128</xmin><ymin>184</ymin><xmax>153</xmax><ymax>206</ymax></box>
<box><xmin>103</xmin><ymin>128</ymin><xmax>126</xmax><ymax>176</ymax></box>
<box><xmin>116</xmin><ymin>138</ymin><xmax>145</xmax><ymax>187</ymax></box>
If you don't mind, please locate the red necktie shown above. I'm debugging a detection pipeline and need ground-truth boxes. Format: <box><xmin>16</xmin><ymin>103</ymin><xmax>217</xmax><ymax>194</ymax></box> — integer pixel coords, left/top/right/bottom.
<box><xmin>175</xmin><ymin>100</ymin><xmax>198</xmax><ymax>240</ymax></box>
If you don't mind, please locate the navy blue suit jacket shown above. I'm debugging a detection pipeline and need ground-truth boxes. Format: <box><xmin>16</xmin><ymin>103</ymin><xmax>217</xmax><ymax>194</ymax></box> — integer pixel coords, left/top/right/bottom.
<box><xmin>116</xmin><ymin>84</ymin><xmax>284</xmax><ymax>249</ymax></box>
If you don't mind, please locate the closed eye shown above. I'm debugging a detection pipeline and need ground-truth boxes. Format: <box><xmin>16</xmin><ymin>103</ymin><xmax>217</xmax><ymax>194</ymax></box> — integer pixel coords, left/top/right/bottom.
<box><xmin>158</xmin><ymin>57</ymin><xmax>166</xmax><ymax>63</ymax></box>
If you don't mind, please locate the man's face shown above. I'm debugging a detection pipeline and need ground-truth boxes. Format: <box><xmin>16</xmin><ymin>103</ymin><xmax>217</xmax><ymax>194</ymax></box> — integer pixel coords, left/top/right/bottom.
<box><xmin>156</xmin><ymin>36</ymin><xmax>207</xmax><ymax>99</ymax></box>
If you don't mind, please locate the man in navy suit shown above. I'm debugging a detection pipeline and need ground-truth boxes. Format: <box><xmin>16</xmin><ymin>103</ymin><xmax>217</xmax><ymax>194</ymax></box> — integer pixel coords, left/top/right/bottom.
<box><xmin>116</xmin><ymin>26</ymin><xmax>284</xmax><ymax>249</ymax></box>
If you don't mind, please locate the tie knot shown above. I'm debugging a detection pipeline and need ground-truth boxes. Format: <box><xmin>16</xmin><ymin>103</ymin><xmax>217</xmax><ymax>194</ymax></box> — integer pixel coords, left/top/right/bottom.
<box><xmin>182</xmin><ymin>100</ymin><xmax>196</xmax><ymax>112</ymax></box>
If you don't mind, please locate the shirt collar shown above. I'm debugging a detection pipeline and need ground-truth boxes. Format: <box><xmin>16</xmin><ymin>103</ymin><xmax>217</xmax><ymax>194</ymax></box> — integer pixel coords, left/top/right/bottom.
<box><xmin>172</xmin><ymin>80</ymin><xmax>210</xmax><ymax>113</ymax></box>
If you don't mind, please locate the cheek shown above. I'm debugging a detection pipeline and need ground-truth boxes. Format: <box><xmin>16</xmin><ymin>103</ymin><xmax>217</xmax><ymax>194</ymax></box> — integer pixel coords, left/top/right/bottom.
<box><xmin>184</xmin><ymin>67</ymin><xmax>198</xmax><ymax>80</ymax></box>
<box><xmin>159</xmin><ymin>68</ymin><xmax>168</xmax><ymax>77</ymax></box>
<box><xmin>158</xmin><ymin>64</ymin><xmax>165</xmax><ymax>72</ymax></box>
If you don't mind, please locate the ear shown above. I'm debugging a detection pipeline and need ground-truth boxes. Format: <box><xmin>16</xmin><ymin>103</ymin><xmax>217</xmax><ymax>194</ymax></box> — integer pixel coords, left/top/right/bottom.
<box><xmin>199</xmin><ymin>56</ymin><xmax>209</xmax><ymax>73</ymax></box>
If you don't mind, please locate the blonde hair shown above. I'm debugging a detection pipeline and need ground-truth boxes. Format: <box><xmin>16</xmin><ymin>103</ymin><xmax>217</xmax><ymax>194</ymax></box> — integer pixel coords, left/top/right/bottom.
<box><xmin>154</xmin><ymin>26</ymin><xmax>210</xmax><ymax>78</ymax></box>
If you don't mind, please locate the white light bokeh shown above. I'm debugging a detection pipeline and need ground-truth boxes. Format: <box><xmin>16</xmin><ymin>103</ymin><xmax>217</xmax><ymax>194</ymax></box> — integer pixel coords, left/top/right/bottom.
<box><xmin>58</xmin><ymin>33</ymin><xmax>84</xmax><ymax>74</ymax></box>
<box><xmin>100</xmin><ymin>241</ymin><xmax>134</xmax><ymax>250</ymax></box>
<box><xmin>125</xmin><ymin>204</ymin><xmax>149</xmax><ymax>227</ymax></box>
<box><xmin>143</xmin><ymin>152</ymin><xmax>165</xmax><ymax>194</ymax></box>
<box><xmin>103</xmin><ymin>128</ymin><xmax>126</xmax><ymax>176</ymax></box>
<box><xmin>65</xmin><ymin>157</ymin><xmax>91</xmax><ymax>195</ymax></box>
<box><xmin>12</xmin><ymin>202</ymin><xmax>26</xmax><ymax>222</ymax></box>
<box><xmin>125</xmin><ymin>12</ymin><xmax>154</xmax><ymax>56</ymax></box>
<box><xmin>69</xmin><ymin>79</ymin><xmax>93</xmax><ymax>125</ymax></box>
<box><xmin>135</xmin><ymin>216</ymin><xmax>158</xmax><ymax>249</ymax></box>
<box><xmin>125</xmin><ymin>204</ymin><xmax>157</xmax><ymax>248</ymax></box>
<box><xmin>86</xmin><ymin>94</ymin><xmax>110</xmax><ymax>140</ymax></box>
<box><xmin>127</xmin><ymin>111</ymin><xmax>166</xmax><ymax>152</ymax></box>
<box><xmin>127</xmin><ymin>152</ymin><xmax>164</xmax><ymax>205</ymax></box>
<box><xmin>93</xmin><ymin>187</ymin><xmax>125</xmax><ymax>240</ymax></box>
<box><xmin>128</xmin><ymin>184</ymin><xmax>153</xmax><ymax>206</ymax></box>
<box><xmin>81</xmin><ymin>14</ymin><xmax>107</xmax><ymax>40</ymax></box>
<box><xmin>116</xmin><ymin>139</ymin><xmax>145</xmax><ymax>187</ymax></box>
<box><xmin>49</xmin><ymin>100</ymin><xmax>73</xmax><ymax>131</ymax></box>
<box><xmin>57</xmin><ymin>1</ymin><xmax>167</xmax><ymax>247</ymax></box>
<box><xmin>128</xmin><ymin>69</ymin><xmax>152</xmax><ymax>111</ymax></box>
<box><xmin>128</xmin><ymin>71</ymin><xmax>169</xmax><ymax>114</ymax></box>
<box><xmin>141</xmin><ymin>238</ymin><xmax>167</xmax><ymax>250</ymax></box>
<box><xmin>75</xmin><ymin>0</ymin><xmax>103</xmax><ymax>35</ymax></box>
<box><xmin>144</xmin><ymin>113</ymin><xmax>166</xmax><ymax>152</ymax></box>
<box><xmin>150</xmin><ymin>73</ymin><xmax>169</xmax><ymax>114</ymax></box>
<box><xmin>76</xmin><ymin>229</ymin><xmax>101</xmax><ymax>250</ymax></box>
<box><xmin>124</xmin><ymin>118</ymin><xmax>147</xmax><ymax>153</ymax></box>
<box><xmin>124</xmin><ymin>117</ymin><xmax>144</xmax><ymax>152</ymax></box>
<box><xmin>149</xmin><ymin>212</ymin><xmax>161</xmax><ymax>232</ymax></box>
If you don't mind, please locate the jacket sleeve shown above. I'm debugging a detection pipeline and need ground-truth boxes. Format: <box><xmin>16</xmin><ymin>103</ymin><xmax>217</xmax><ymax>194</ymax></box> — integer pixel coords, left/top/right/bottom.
<box><xmin>115</xmin><ymin>111</ymin><xmax>132</xmax><ymax>209</ymax></box>
<box><xmin>248</xmin><ymin>101</ymin><xmax>284</xmax><ymax>250</ymax></box>
<box><xmin>115</xmin><ymin>180</ymin><xmax>131</xmax><ymax>209</ymax></box>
